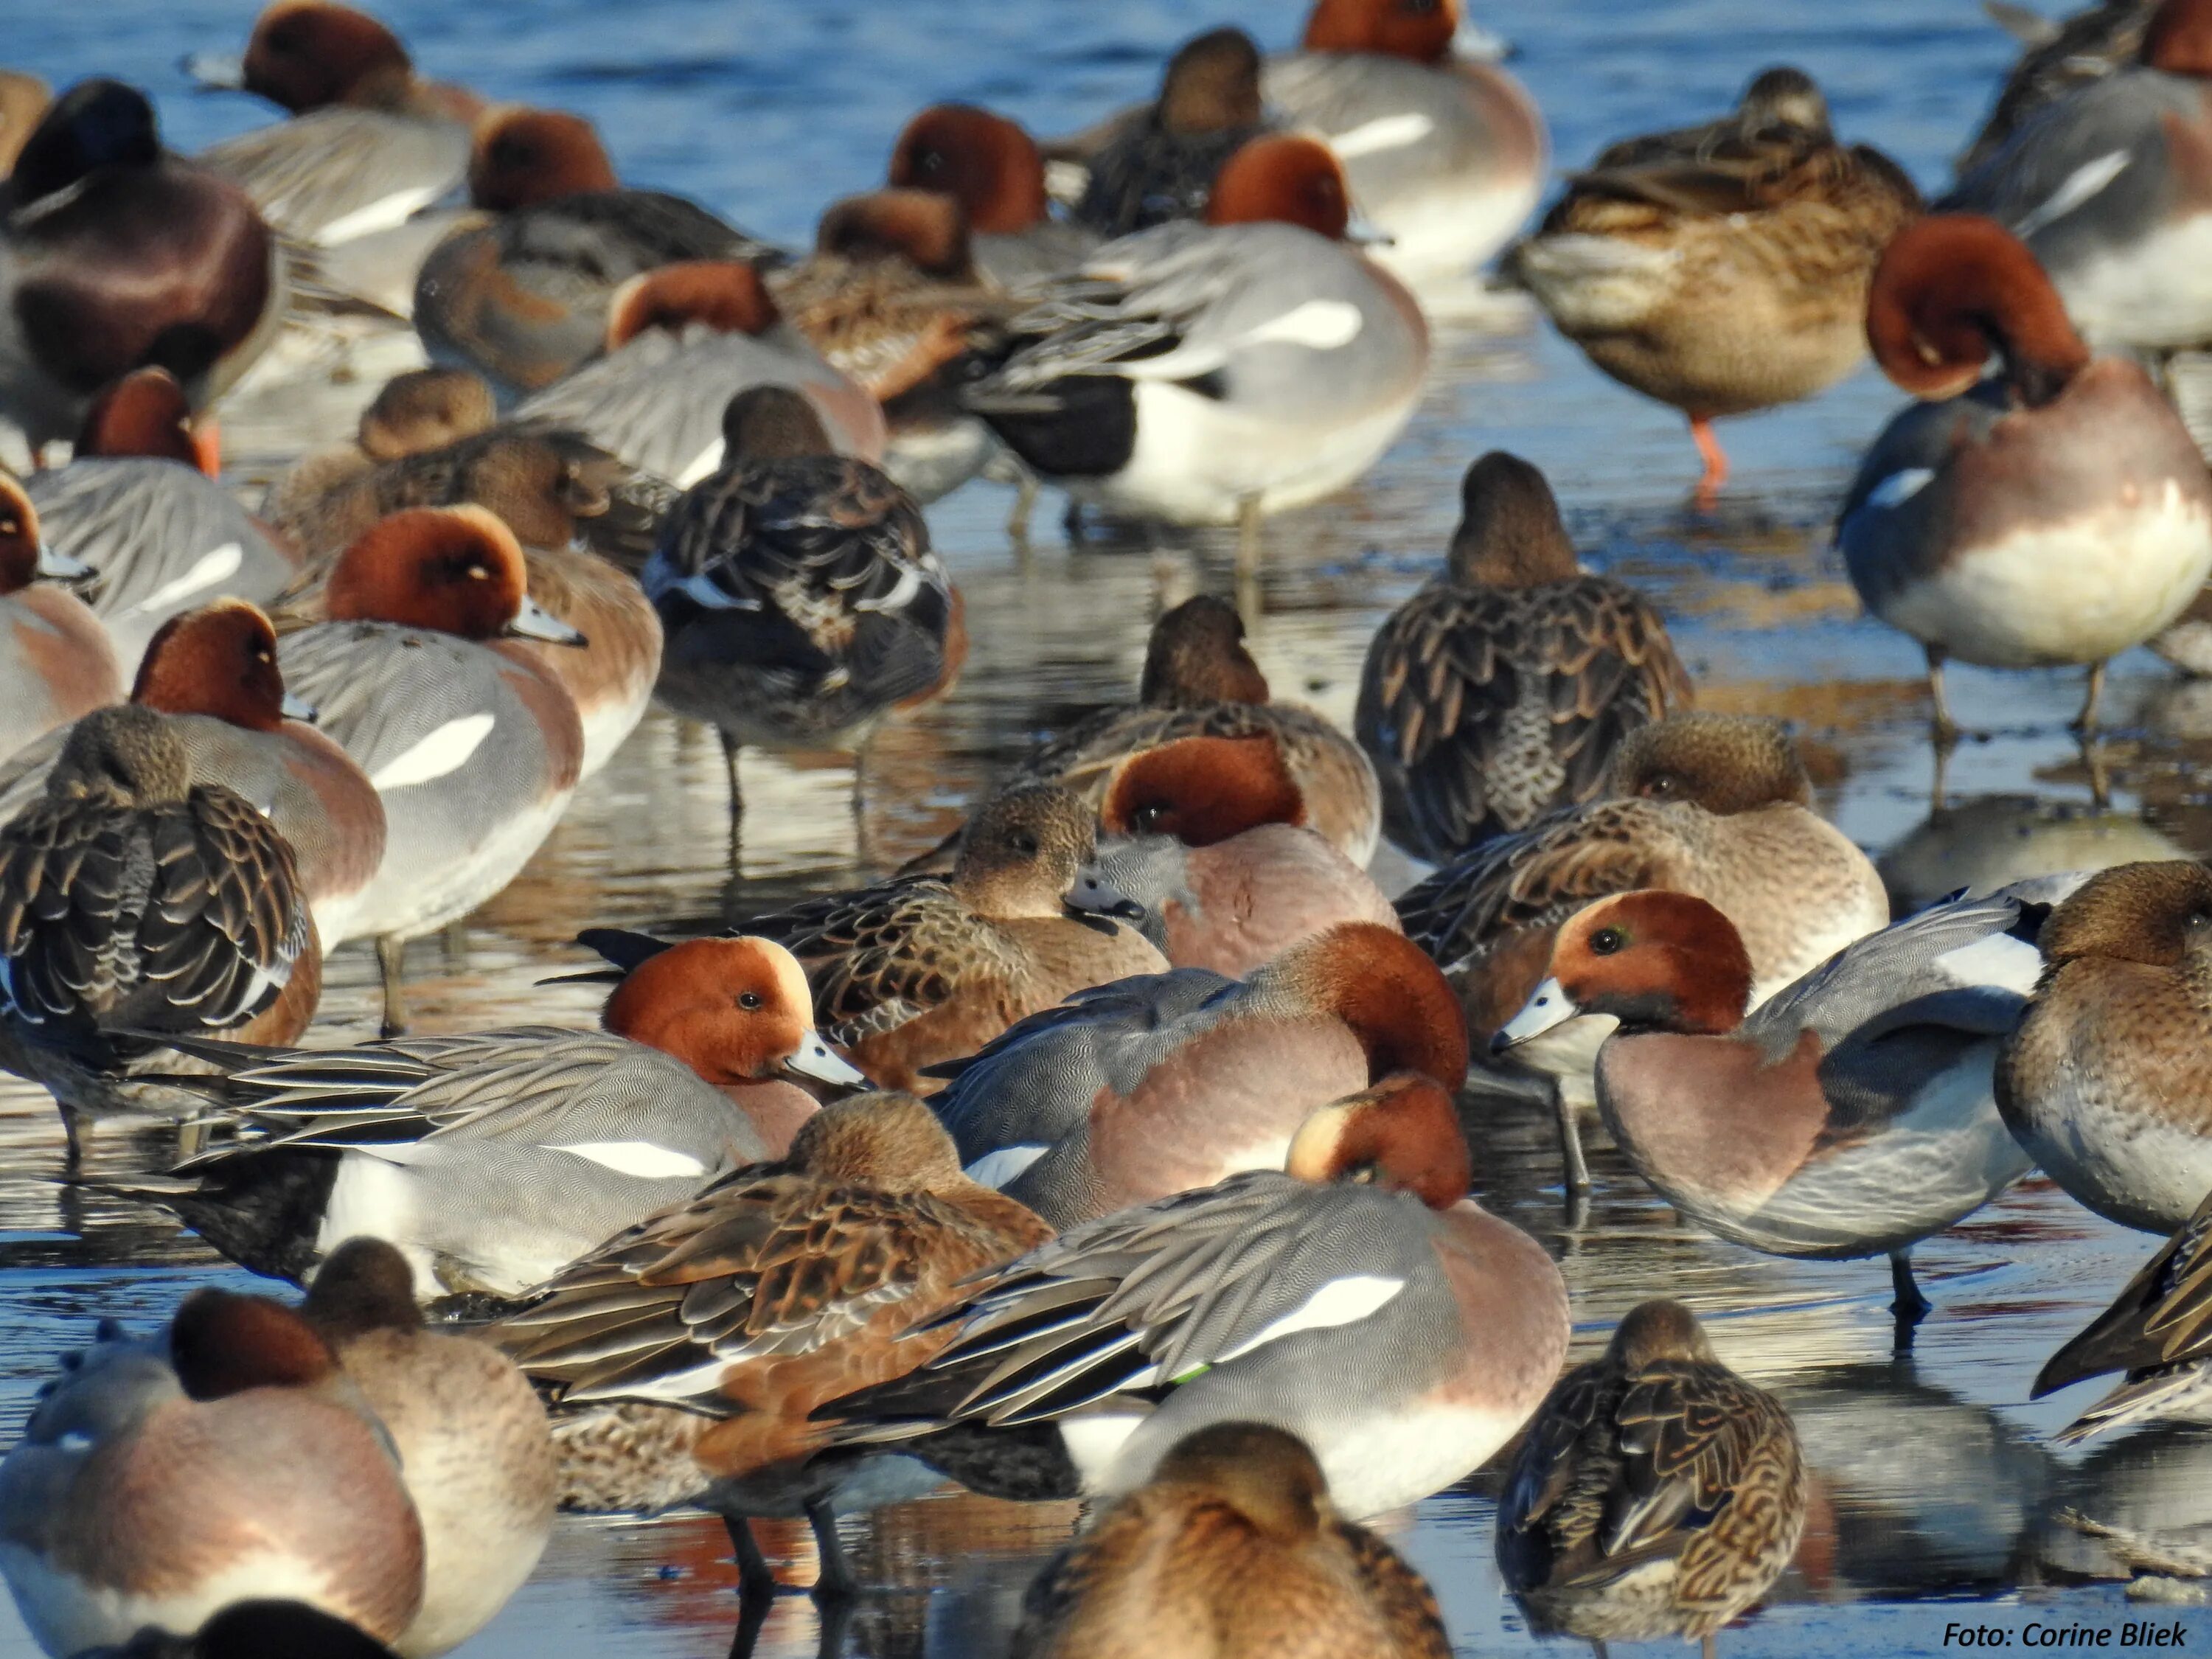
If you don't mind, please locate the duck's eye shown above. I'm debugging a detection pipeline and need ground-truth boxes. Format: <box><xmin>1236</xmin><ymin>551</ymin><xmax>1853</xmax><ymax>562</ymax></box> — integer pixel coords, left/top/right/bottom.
<box><xmin>1589</xmin><ymin>928</ymin><xmax>1627</xmax><ymax>956</ymax></box>
<box><xmin>919</xmin><ymin>150</ymin><xmax>945</xmax><ymax>174</ymax></box>
<box><xmin>2188</xmin><ymin>909</ymin><xmax>2212</xmax><ymax>932</ymax></box>
<box><xmin>737</xmin><ymin>991</ymin><xmax>763</xmax><ymax>1011</ymax></box>
<box><xmin>1641</xmin><ymin>774</ymin><xmax>1677</xmax><ymax>799</ymax></box>
<box><xmin>1008</xmin><ymin>830</ymin><xmax>1040</xmax><ymax>857</ymax></box>
<box><xmin>1132</xmin><ymin>804</ymin><xmax>1169</xmax><ymax>832</ymax></box>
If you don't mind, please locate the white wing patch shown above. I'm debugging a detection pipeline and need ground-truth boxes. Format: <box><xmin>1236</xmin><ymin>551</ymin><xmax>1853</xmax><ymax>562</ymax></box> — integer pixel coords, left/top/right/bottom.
<box><xmin>1866</xmin><ymin>467</ymin><xmax>1937</xmax><ymax>511</ymax></box>
<box><xmin>1934</xmin><ymin>929</ymin><xmax>2042</xmax><ymax>995</ymax></box>
<box><xmin>1215</xmin><ymin>1273</ymin><xmax>1407</xmax><ymax>1362</ymax></box>
<box><xmin>369</xmin><ymin>712</ymin><xmax>495</xmax><ymax>790</ymax></box>
<box><xmin>965</xmin><ymin>1145</ymin><xmax>1048</xmax><ymax>1189</ymax></box>
<box><xmin>1329</xmin><ymin>111</ymin><xmax>1436</xmax><ymax>160</ymax></box>
<box><xmin>315</xmin><ymin>184</ymin><xmax>444</xmax><ymax>246</ymax></box>
<box><xmin>2013</xmin><ymin>150</ymin><xmax>2132</xmax><ymax>240</ymax></box>
<box><xmin>548</xmin><ymin>1141</ymin><xmax>709</xmax><ymax>1180</ymax></box>
<box><xmin>116</xmin><ymin>543</ymin><xmax>244</xmax><ymax>618</ymax></box>
<box><xmin>1242</xmin><ymin>299</ymin><xmax>1364</xmax><ymax>352</ymax></box>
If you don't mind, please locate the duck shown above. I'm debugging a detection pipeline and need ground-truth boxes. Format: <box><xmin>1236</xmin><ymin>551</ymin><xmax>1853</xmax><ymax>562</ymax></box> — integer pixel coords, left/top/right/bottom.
<box><xmin>269</xmin><ymin>506</ymin><xmax>584</xmax><ymax>1034</ymax></box>
<box><xmin>0</xmin><ymin>600</ymin><xmax>385</xmax><ymax>950</ymax></box>
<box><xmin>0</xmin><ymin>475</ymin><xmax>120</xmax><ymax>765</ymax></box>
<box><xmin>0</xmin><ymin>704</ymin><xmax>319</xmax><ymax>1158</ymax></box>
<box><xmin>129</xmin><ymin>936</ymin><xmax>859</xmax><ymax>1296</ymax></box>
<box><xmin>1958</xmin><ymin>0</ymin><xmax>2154</xmax><ymax>173</ymax></box>
<box><xmin>1944</xmin><ymin>0</ymin><xmax>2212</xmax><ymax>357</ymax></box>
<box><xmin>296</xmin><ymin>1238</ymin><xmax>553</xmax><ymax>1652</ymax></box>
<box><xmin>1836</xmin><ymin>214</ymin><xmax>2212</xmax><ymax>737</ymax></box>
<box><xmin>640</xmin><ymin>385</ymin><xmax>962</xmax><ymax>834</ymax></box>
<box><xmin>582</xmin><ymin>782</ymin><xmax>1166</xmax><ymax>1093</ymax></box>
<box><xmin>1</xmin><ymin>80</ymin><xmax>286</xmax><ymax>459</ymax></box>
<box><xmin>29</xmin><ymin>369</ymin><xmax>304</xmax><ymax>675</ymax></box>
<box><xmin>0</xmin><ymin>1286</ymin><xmax>424</xmax><ymax>1658</ymax></box>
<box><xmin>1496</xmin><ymin>887</ymin><xmax>2042</xmax><ymax>1326</ymax></box>
<box><xmin>1355</xmin><ymin>451</ymin><xmax>1694</xmax><ymax>863</ymax></box>
<box><xmin>887</xmin><ymin>104</ymin><xmax>1099</xmax><ymax>288</ymax></box>
<box><xmin>1009</xmin><ymin>1421</ymin><xmax>1452</xmax><ymax>1659</ymax></box>
<box><xmin>184</xmin><ymin>0</ymin><xmax>480</xmax><ymax>124</ymax></box>
<box><xmin>933</xmin><ymin>920</ymin><xmax>1468</xmax><ymax>1230</ymax></box>
<box><xmin>1396</xmin><ymin>712</ymin><xmax>1888</xmax><ymax>1183</ymax></box>
<box><xmin>493</xmin><ymin>1091</ymin><xmax>1051</xmax><ymax>1596</ymax></box>
<box><xmin>1074</xmin><ymin>28</ymin><xmax>1271</xmax><ymax>237</ymax></box>
<box><xmin>1495</xmin><ymin>1299</ymin><xmax>1807</xmax><ymax>1650</ymax></box>
<box><xmin>824</xmin><ymin>1073</ymin><xmax>1571</xmax><ymax>1522</ymax></box>
<box><xmin>1508</xmin><ymin>66</ymin><xmax>1921</xmax><ymax>503</ymax></box>
<box><xmin>513</xmin><ymin>260</ymin><xmax>887</xmax><ymax>482</ymax></box>
<box><xmin>414</xmin><ymin>105</ymin><xmax>779</xmax><ymax>400</ymax></box>
<box><xmin>967</xmin><ymin>133</ymin><xmax>1428</xmax><ymax>572</ymax></box>
<box><xmin>2031</xmin><ymin>1182</ymin><xmax>2212</xmax><ymax>1442</ymax></box>
<box><xmin>1067</xmin><ymin>732</ymin><xmax>1399</xmax><ymax>975</ymax></box>
<box><xmin>1995</xmin><ymin>860</ymin><xmax>2212</xmax><ymax>1235</ymax></box>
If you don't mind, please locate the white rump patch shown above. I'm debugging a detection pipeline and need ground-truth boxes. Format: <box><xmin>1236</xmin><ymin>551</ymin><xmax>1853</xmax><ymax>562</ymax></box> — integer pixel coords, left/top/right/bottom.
<box><xmin>116</xmin><ymin>543</ymin><xmax>244</xmax><ymax>618</ymax></box>
<box><xmin>369</xmin><ymin>712</ymin><xmax>495</xmax><ymax>790</ymax></box>
<box><xmin>1216</xmin><ymin>1273</ymin><xmax>1406</xmax><ymax>1361</ymax></box>
<box><xmin>1329</xmin><ymin>112</ymin><xmax>1436</xmax><ymax>160</ymax></box>
<box><xmin>2013</xmin><ymin>150</ymin><xmax>2132</xmax><ymax>240</ymax></box>
<box><xmin>965</xmin><ymin>1145</ymin><xmax>1047</xmax><ymax>1189</ymax></box>
<box><xmin>1242</xmin><ymin>299</ymin><xmax>1364</xmax><ymax>352</ymax></box>
<box><xmin>549</xmin><ymin>1141</ymin><xmax>709</xmax><ymax>1180</ymax></box>
<box><xmin>1865</xmin><ymin>468</ymin><xmax>1936</xmax><ymax>511</ymax></box>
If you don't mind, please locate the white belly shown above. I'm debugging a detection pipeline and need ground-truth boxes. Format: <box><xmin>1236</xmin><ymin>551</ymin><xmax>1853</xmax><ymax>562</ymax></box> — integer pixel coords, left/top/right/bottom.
<box><xmin>2056</xmin><ymin>211</ymin><xmax>2212</xmax><ymax>353</ymax></box>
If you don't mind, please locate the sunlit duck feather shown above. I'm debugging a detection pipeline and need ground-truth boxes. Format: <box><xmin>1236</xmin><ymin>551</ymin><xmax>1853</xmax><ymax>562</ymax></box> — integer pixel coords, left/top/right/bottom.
<box><xmin>887</xmin><ymin>104</ymin><xmax>1099</xmax><ymax>289</ymax></box>
<box><xmin>0</xmin><ymin>475</ymin><xmax>120</xmax><ymax>767</ymax></box>
<box><xmin>1837</xmin><ymin>213</ymin><xmax>2212</xmax><ymax>736</ymax></box>
<box><xmin>1356</xmin><ymin>451</ymin><xmax>1694</xmax><ymax>863</ymax></box>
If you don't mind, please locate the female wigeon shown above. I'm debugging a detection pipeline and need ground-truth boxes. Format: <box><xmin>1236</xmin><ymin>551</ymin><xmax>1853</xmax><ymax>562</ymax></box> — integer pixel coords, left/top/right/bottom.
<box><xmin>299</xmin><ymin>1238</ymin><xmax>553</xmax><ymax>1653</ymax></box>
<box><xmin>587</xmin><ymin>783</ymin><xmax>1166</xmax><ymax>1093</ymax></box>
<box><xmin>0</xmin><ymin>705</ymin><xmax>319</xmax><ymax>1156</ymax></box>
<box><xmin>1497</xmin><ymin>888</ymin><xmax>2042</xmax><ymax>1325</ymax></box>
<box><xmin>887</xmin><ymin>105</ymin><xmax>1099</xmax><ymax>288</ymax></box>
<box><xmin>1</xmin><ymin>81</ymin><xmax>285</xmax><ymax>458</ymax></box>
<box><xmin>1267</xmin><ymin>0</ymin><xmax>1547</xmax><ymax>303</ymax></box>
<box><xmin>495</xmin><ymin>1091</ymin><xmax>1051</xmax><ymax>1596</ymax></box>
<box><xmin>0</xmin><ymin>1287</ymin><xmax>424</xmax><ymax>1657</ymax></box>
<box><xmin>936</xmin><ymin>920</ymin><xmax>1468</xmax><ymax>1229</ymax></box>
<box><xmin>0</xmin><ymin>476</ymin><xmax>119</xmax><ymax>765</ymax></box>
<box><xmin>641</xmin><ymin>386</ymin><xmax>962</xmax><ymax>833</ymax></box>
<box><xmin>1510</xmin><ymin>67</ymin><xmax>1920</xmax><ymax>502</ymax></box>
<box><xmin>271</xmin><ymin>507</ymin><xmax>584</xmax><ymax>1035</ymax></box>
<box><xmin>2032</xmin><ymin>1182</ymin><xmax>2212</xmax><ymax>1442</ymax></box>
<box><xmin>1996</xmin><ymin>860</ymin><xmax>2212</xmax><ymax>1234</ymax></box>
<box><xmin>968</xmin><ymin>133</ymin><xmax>1428</xmax><ymax>572</ymax></box>
<box><xmin>514</xmin><ymin>260</ymin><xmax>887</xmax><ymax>483</ymax></box>
<box><xmin>1068</xmin><ymin>733</ymin><xmax>1399</xmax><ymax>975</ymax></box>
<box><xmin>1356</xmin><ymin>451</ymin><xmax>1694</xmax><ymax>862</ymax></box>
<box><xmin>1947</xmin><ymin>0</ymin><xmax>2212</xmax><ymax>355</ymax></box>
<box><xmin>830</xmin><ymin>1074</ymin><xmax>1569</xmax><ymax>1522</ymax></box>
<box><xmin>29</xmin><ymin>369</ymin><xmax>303</xmax><ymax>675</ymax></box>
<box><xmin>1074</xmin><ymin>29</ymin><xmax>1270</xmax><ymax>237</ymax></box>
<box><xmin>139</xmin><ymin>937</ymin><xmax>859</xmax><ymax>1295</ymax></box>
<box><xmin>1497</xmin><ymin>1300</ymin><xmax>1806</xmax><ymax>1649</ymax></box>
<box><xmin>0</xmin><ymin>601</ymin><xmax>386</xmax><ymax>950</ymax></box>
<box><xmin>1961</xmin><ymin>0</ymin><xmax>2152</xmax><ymax>173</ymax></box>
<box><xmin>414</xmin><ymin>105</ymin><xmax>776</xmax><ymax>399</ymax></box>
<box><xmin>1010</xmin><ymin>1422</ymin><xmax>1452</xmax><ymax>1659</ymax></box>
<box><xmin>1837</xmin><ymin>215</ymin><xmax>2212</xmax><ymax>737</ymax></box>
<box><xmin>1397</xmin><ymin>713</ymin><xmax>1888</xmax><ymax>1183</ymax></box>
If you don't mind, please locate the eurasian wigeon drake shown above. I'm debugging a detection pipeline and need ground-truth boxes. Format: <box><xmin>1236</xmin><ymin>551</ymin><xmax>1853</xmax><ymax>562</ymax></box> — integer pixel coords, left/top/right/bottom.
<box><xmin>1009</xmin><ymin>1421</ymin><xmax>1452</xmax><ymax>1659</ymax></box>
<box><xmin>1996</xmin><ymin>860</ymin><xmax>2212</xmax><ymax>1234</ymax></box>
<box><xmin>184</xmin><ymin>0</ymin><xmax>480</xmax><ymax>123</ymax></box>
<box><xmin>1946</xmin><ymin>0</ymin><xmax>2212</xmax><ymax>355</ymax></box>
<box><xmin>1397</xmin><ymin>713</ymin><xmax>1887</xmax><ymax>1180</ymax></box>
<box><xmin>1497</xmin><ymin>888</ymin><xmax>2042</xmax><ymax>1326</ymax></box>
<box><xmin>1509</xmin><ymin>66</ymin><xmax>1921</xmax><ymax>503</ymax></box>
<box><xmin>0</xmin><ymin>475</ymin><xmax>119</xmax><ymax>765</ymax></box>
<box><xmin>494</xmin><ymin>1091</ymin><xmax>1051</xmax><ymax>1596</ymax></box>
<box><xmin>1496</xmin><ymin>1299</ymin><xmax>1806</xmax><ymax>1649</ymax></box>
<box><xmin>135</xmin><ymin>936</ymin><xmax>859</xmax><ymax>1295</ymax></box>
<box><xmin>1073</xmin><ymin>28</ymin><xmax>1271</xmax><ymax>237</ymax></box>
<box><xmin>1266</xmin><ymin>0</ymin><xmax>1547</xmax><ymax>302</ymax></box>
<box><xmin>1960</xmin><ymin>0</ymin><xmax>2152</xmax><ymax>173</ymax></box>
<box><xmin>0</xmin><ymin>601</ymin><xmax>385</xmax><ymax>950</ymax></box>
<box><xmin>1837</xmin><ymin>215</ymin><xmax>2212</xmax><ymax>737</ymax></box>
<box><xmin>0</xmin><ymin>704</ymin><xmax>319</xmax><ymax>1157</ymax></box>
<box><xmin>269</xmin><ymin>506</ymin><xmax>584</xmax><ymax>1035</ymax></box>
<box><xmin>1067</xmin><ymin>733</ymin><xmax>1399</xmax><ymax>975</ymax></box>
<box><xmin>829</xmin><ymin>1073</ymin><xmax>1569</xmax><ymax>1521</ymax></box>
<box><xmin>297</xmin><ymin>1238</ymin><xmax>553</xmax><ymax>1652</ymax></box>
<box><xmin>29</xmin><ymin>369</ymin><xmax>303</xmax><ymax>675</ymax></box>
<box><xmin>513</xmin><ymin>260</ymin><xmax>887</xmax><ymax>483</ymax></box>
<box><xmin>585</xmin><ymin>782</ymin><xmax>1166</xmax><ymax>1093</ymax></box>
<box><xmin>0</xmin><ymin>73</ymin><xmax>49</xmax><ymax>177</ymax></box>
<box><xmin>967</xmin><ymin>133</ymin><xmax>1428</xmax><ymax>572</ymax></box>
<box><xmin>0</xmin><ymin>1287</ymin><xmax>424</xmax><ymax>1658</ymax></box>
<box><xmin>2032</xmin><ymin>1182</ymin><xmax>2212</xmax><ymax>1442</ymax></box>
<box><xmin>641</xmin><ymin>386</ymin><xmax>962</xmax><ymax>833</ymax></box>
<box><xmin>414</xmin><ymin>105</ymin><xmax>778</xmax><ymax>400</ymax></box>
<box><xmin>934</xmin><ymin>920</ymin><xmax>1467</xmax><ymax>1229</ymax></box>
<box><xmin>1354</xmin><ymin>451</ymin><xmax>1694</xmax><ymax>863</ymax></box>
<box><xmin>887</xmin><ymin>105</ymin><xmax>1099</xmax><ymax>288</ymax></box>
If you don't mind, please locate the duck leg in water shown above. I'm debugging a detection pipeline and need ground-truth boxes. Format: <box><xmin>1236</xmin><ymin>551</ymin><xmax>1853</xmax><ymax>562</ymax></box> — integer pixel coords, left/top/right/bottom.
<box><xmin>378</xmin><ymin>934</ymin><xmax>408</xmax><ymax>1038</ymax></box>
<box><xmin>1891</xmin><ymin>1248</ymin><xmax>1930</xmax><ymax>1343</ymax></box>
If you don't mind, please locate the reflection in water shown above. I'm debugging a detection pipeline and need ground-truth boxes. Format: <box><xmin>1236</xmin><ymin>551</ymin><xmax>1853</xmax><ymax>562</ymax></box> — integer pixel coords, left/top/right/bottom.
<box><xmin>1878</xmin><ymin>796</ymin><xmax>2187</xmax><ymax>914</ymax></box>
<box><xmin>2036</xmin><ymin>1428</ymin><xmax>2212</xmax><ymax>1595</ymax></box>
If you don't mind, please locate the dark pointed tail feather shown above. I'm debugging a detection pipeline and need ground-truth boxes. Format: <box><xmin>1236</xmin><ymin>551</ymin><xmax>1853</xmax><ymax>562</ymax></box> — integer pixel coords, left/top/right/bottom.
<box><xmin>573</xmin><ymin>928</ymin><xmax>679</xmax><ymax>973</ymax></box>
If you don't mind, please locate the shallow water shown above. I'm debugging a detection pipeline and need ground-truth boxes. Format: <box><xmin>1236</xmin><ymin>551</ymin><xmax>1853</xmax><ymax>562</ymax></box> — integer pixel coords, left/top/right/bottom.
<box><xmin>8</xmin><ymin>1</ymin><xmax>2212</xmax><ymax>1656</ymax></box>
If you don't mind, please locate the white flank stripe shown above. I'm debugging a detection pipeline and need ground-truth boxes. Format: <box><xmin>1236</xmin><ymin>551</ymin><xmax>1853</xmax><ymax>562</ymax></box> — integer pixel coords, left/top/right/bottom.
<box><xmin>549</xmin><ymin>1141</ymin><xmax>708</xmax><ymax>1180</ymax></box>
<box><xmin>2013</xmin><ymin>150</ymin><xmax>2131</xmax><ymax>240</ymax></box>
<box><xmin>116</xmin><ymin>543</ymin><xmax>244</xmax><ymax>618</ymax></box>
<box><xmin>1216</xmin><ymin>1273</ymin><xmax>1406</xmax><ymax>1362</ymax></box>
<box><xmin>315</xmin><ymin>184</ymin><xmax>444</xmax><ymax>245</ymax></box>
<box><xmin>964</xmin><ymin>1145</ymin><xmax>1048</xmax><ymax>1189</ymax></box>
<box><xmin>1242</xmin><ymin>299</ymin><xmax>1364</xmax><ymax>352</ymax></box>
<box><xmin>1329</xmin><ymin>111</ymin><xmax>1436</xmax><ymax>159</ymax></box>
<box><xmin>369</xmin><ymin>712</ymin><xmax>495</xmax><ymax>790</ymax></box>
<box><xmin>1866</xmin><ymin>467</ymin><xmax>1936</xmax><ymax>511</ymax></box>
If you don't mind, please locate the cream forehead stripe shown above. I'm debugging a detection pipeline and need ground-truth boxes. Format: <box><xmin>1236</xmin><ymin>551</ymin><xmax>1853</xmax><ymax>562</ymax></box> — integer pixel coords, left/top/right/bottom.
<box><xmin>745</xmin><ymin>937</ymin><xmax>816</xmax><ymax>1019</ymax></box>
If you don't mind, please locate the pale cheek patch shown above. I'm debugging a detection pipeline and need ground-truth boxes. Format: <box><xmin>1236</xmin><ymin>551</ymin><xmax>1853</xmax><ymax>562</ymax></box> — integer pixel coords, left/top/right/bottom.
<box><xmin>548</xmin><ymin>1141</ymin><xmax>709</xmax><ymax>1180</ymax></box>
<box><xmin>1215</xmin><ymin>1273</ymin><xmax>1405</xmax><ymax>1362</ymax></box>
<box><xmin>116</xmin><ymin>543</ymin><xmax>244</xmax><ymax>618</ymax></box>
<box><xmin>1242</xmin><ymin>299</ymin><xmax>1365</xmax><ymax>352</ymax></box>
<box><xmin>1329</xmin><ymin>112</ymin><xmax>1436</xmax><ymax>160</ymax></box>
<box><xmin>369</xmin><ymin>712</ymin><xmax>495</xmax><ymax>790</ymax></box>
